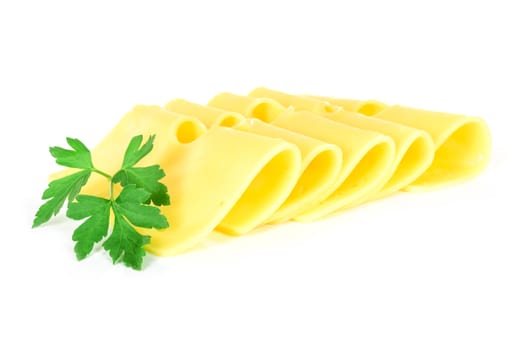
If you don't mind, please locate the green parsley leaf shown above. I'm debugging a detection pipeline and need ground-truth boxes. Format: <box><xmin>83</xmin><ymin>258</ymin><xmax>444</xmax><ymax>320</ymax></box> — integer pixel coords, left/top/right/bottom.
<box><xmin>50</xmin><ymin>137</ymin><xmax>94</xmax><ymax>169</ymax></box>
<box><xmin>67</xmin><ymin>195</ymin><xmax>111</xmax><ymax>260</ymax></box>
<box><xmin>100</xmin><ymin>185</ymin><xmax>169</xmax><ymax>270</ymax></box>
<box><xmin>33</xmin><ymin>169</ymin><xmax>91</xmax><ymax>227</ymax></box>
<box><xmin>113</xmin><ymin>185</ymin><xmax>169</xmax><ymax>229</ymax></box>
<box><xmin>103</xmin><ymin>213</ymin><xmax>152</xmax><ymax>270</ymax></box>
<box><xmin>113</xmin><ymin>166</ymin><xmax>170</xmax><ymax>206</ymax></box>
<box><xmin>113</xmin><ymin>134</ymin><xmax>170</xmax><ymax>206</ymax></box>
<box><xmin>121</xmin><ymin>134</ymin><xmax>155</xmax><ymax>168</ymax></box>
<box><xmin>34</xmin><ymin>134</ymin><xmax>170</xmax><ymax>270</ymax></box>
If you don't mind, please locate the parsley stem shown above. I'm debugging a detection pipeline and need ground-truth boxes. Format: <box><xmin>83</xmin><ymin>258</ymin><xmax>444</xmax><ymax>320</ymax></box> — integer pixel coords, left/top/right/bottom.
<box><xmin>93</xmin><ymin>168</ymin><xmax>112</xmax><ymax>180</ymax></box>
<box><xmin>109</xmin><ymin>178</ymin><xmax>115</xmax><ymax>201</ymax></box>
<box><xmin>91</xmin><ymin>168</ymin><xmax>114</xmax><ymax>199</ymax></box>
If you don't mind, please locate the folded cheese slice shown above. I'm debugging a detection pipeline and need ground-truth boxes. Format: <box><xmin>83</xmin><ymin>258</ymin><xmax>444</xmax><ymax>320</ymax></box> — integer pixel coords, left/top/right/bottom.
<box><xmin>157</xmin><ymin>125</ymin><xmax>302</xmax><ymax>241</ymax></box>
<box><xmin>310</xmin><ymin>97</ymin><xmax>492</xmax><ymax>190</ymax></box>
<box><xmin>209</xmin><ymin>93</ymin><xmax>396</xmax><ymax>220</ymax></box>
<box><xmin>54</xmin><ymin>106</ymin><xmax>302</xmax><ymax>255</ymax></box>
<box><xmin>164</xmin><ymin>99</ymin><xmax>344</xmax><ymax>223</ymax></box>
<box><xmin>273</xmin><ymin>111</ymin><xmax>395</xmax><ymax>220</ymax></box>
<box><xmin>249</xmin><ymin>88</ymin><xmax>435</xmax><ymax>198</ymax></box>
<box><xmin>236</xmin><ymin>119</ymin><xmax>343</xmax><ymax>222</ymax></box>
<box><xmin>318</xmin><ymin>110</ymin><xmax>434</xmax><ymax>199</ymax></box>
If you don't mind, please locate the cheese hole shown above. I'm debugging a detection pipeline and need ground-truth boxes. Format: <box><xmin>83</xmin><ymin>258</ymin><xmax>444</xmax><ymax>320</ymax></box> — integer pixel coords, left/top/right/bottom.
<box><xmin>251</xmin><ymin>101</ymin><xmax>285</xmax><ymax>122</ymax></box>
<box><xmin>322</xmin><ymin>103</ymin><xmax>338</xmax><ymax>113</ymax></box>
<box><xmin>175</xmin><ymin>120</ymin><xmax>204</xmax><ymax>144</ymax></box>
<box><xmin>357</xmin><ymin>101</ymin><xmax>387</xmax><ymax>116</ymax></box>
<box><xmin>218</xmin><ymin>114</ymin><xmax>244</xmax><ymax>127</ymax></box>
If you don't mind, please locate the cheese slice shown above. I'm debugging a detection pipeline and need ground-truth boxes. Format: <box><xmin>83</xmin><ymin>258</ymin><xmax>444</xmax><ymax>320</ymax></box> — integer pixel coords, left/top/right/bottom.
<box><xmin>249</xmin><ymin>88</ymin><xmax>435</xmax><ymax>198</ymax></box>
<box><xmin>50</xmin><ymin>105</ymin><xmax>207</xmax><ymax>199</ymax></box>
<box><xmin>373</xmin><ymin>105</ymin><xmax>491</xmax><ymax>190</ymax></box>
<box><xmin>164</xmin><ymin>99</ymin><xmax>343</xmax><ymax>223</ymax></box>
<box><xmin>209</xmin><ymin>93</ymin><xmax>396</xmax><ymax>220</ymax></box>
<box><xmin>53</xmin><ymin>106</ymin><xmax>302</xmax><ymax>255</ymax></box>
<box><xmin>310</xmin><ymin>97</ymin><xmax>492</xmax><ymax>190</ymax></box>
<box><xmin>154</xmin><ymin>125</ymin><xmax>302</xmax><ymax>242</ymax></box>
<box><xmin>229</xmin><ymin>119</ymin><xmax>343</xmax><ymax>223</ymax></box>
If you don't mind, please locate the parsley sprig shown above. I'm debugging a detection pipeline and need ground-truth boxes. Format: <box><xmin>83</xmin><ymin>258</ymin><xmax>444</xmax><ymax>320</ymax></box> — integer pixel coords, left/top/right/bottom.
<box><xmin>33</xmin><ymin>135</ymin><xmax>170</xmax><ymax>270</ymax></box>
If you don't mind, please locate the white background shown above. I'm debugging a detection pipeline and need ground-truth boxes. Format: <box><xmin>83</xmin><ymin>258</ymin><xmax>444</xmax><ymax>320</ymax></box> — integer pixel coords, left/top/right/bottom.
<box><xmin>1</xmin><ymin>1</ymin><xmax>523</xmax><ymax>349</ymax></box>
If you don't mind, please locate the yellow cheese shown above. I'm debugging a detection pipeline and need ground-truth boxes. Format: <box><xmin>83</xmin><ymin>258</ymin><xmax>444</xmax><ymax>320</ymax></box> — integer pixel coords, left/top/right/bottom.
<box><xmin>164</xmin><ymin>100</ymin><xmax>344</xmax><ymax>223</ymax></box>
<box><xmin>165</xmin><ymin>98</ymin><xmax>245</xmax><ymax>128</ymax></box>
<box><xmin>311</xmin><ymin>97</ymin><xmax>492</xmax><ymax>190</ymax></box>
<box><xmin>249</xmin><ymin>88</ymin><xmax>435</xmax><ymax>198</ymax></box>
<box><xmin>49</xmin><ymin>90</ymin><xmax>490</xmax><ymax>257</ymax></box>
<box><xmin>54</xmin><ymin>106</ymin><xmax>302</xmax><ymax>255</ymax></box>
<box><xmin>209</xmin><ymin>93</ymin><xmax>396</xmax><ymax>220</ymax></box>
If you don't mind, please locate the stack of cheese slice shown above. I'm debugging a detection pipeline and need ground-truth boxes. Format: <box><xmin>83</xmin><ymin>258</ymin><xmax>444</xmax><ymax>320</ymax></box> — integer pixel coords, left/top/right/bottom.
<box><xmin>60</xmin><ymin>88</ymin><xmax>491</xmax><ymax>256</ymax></box>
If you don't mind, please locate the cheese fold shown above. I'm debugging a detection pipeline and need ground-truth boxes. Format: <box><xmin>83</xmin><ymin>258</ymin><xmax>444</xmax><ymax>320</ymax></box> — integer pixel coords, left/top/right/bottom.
<box><xmin>249</xmin><ymin>88</ymin><xmax>435</xmax><ymax>198</ymax></box>
<box><xmin>209</xmin><ymin>93</ymin><xmax>397</xmax><ymax>220</ymax></box>
<box><xmin>236</xmin><ymin>119</ymin><xmax>343</xmax><ymax>222</ymax></box>
<box><xmin>164</xmin><ymin>99</ymin><xmax>344</xmax><ymax>222</ymax></box>
<box><xmin>273</xmin><ymin>111</ymin><xmax>395</xmax><ymax>220</ymax></box>
<box><xmin>309</xmin><ymin>96</ymin><xmax>492</xmax><ymax>190</ymax></box>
